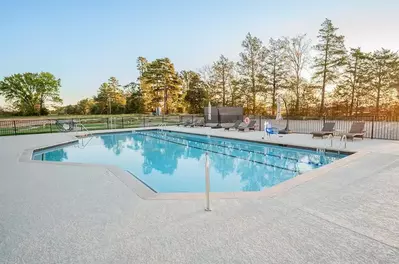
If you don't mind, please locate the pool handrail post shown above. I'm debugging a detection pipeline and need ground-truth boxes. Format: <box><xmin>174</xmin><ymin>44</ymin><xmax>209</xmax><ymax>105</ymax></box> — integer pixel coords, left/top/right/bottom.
<box><xmin>371</xmin><ymin>115</ymin><xmax>375</xmax><ymax>139</ymax></box>
<box><xmin>205</xmin><ymin>152</ymin><xmax>211</xmax><ymax>211</ymax></box>
<box><xmin>326</xmin><ymin>133</ymin><xmax>333</xmax><ymax>147</ymax></box>
<box><xmin>340</xmin><ymin>134</ymin><xmax>347</xmax><ymax>150</ymax></box>
<box><xmin>13</xmin><ymin>120</ymin><xmax>17</xmax><ymax>135</ymax></box>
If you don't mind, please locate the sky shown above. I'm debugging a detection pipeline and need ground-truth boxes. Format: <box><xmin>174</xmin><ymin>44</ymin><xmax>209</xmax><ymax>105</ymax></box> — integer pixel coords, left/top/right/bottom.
<box><xmin>1</xmin><ymin>0</ymin><xmax>399</xmax><ymax>106</ymax></box>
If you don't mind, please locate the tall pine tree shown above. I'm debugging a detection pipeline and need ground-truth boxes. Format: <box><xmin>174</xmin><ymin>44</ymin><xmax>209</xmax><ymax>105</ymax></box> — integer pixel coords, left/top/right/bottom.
<box><xmin>369</xmin><ymin>49</ymin><xmax>399</xmax><ymax>116</ymax></box>
<box><xmin>136</xmin><ymin>57</ymin><xmax>153</xmax><ymax>112</ymax></box>
<box><xmin>238</xmin><ymin>33</ymin><xmax>267</xmax><ymax>114</ymax></box>
<box><xmin>284</xmin><ymin>34</ymin><xmax>311</xmax><ymax>114</ymax></box>
<box><xmin>94</xmin><ymin>77</ymin><xmax>126</xmax><ymax>114</ymax></box>
<box><xmin>333</xmin><ymin>48</ymin><xmax>370</xmax><ymax>116</ymax></box>
<box><xmin>265</xmin><ymin>38</ymin><xmax>288</xmax><ymax>115</ymax></box>
<box><xmin>212</xmin><ymin>55</ymin><xmax>235</xmax><ymax>106</ymax></box>
<box><xmin>183</xmin><ymin>71</ymin><xmax>207</xmax><ymax>113</ymax></box>
<box><xmin>313</xmin><ymin>19</ymin><xmax>346</xmax><ymax>116</ymax></box>
<box><xmin>143</xmin><ymin>58</ymin><xmax>182</xmax><ymax>114</ymax></box>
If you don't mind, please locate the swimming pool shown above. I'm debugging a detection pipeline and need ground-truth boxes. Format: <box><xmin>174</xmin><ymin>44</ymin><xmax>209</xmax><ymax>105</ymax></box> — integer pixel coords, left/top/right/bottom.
<box><xmin>32</xmin><ymin>130</ymin><xmax>345</xmax><ymax>193</ymax></box>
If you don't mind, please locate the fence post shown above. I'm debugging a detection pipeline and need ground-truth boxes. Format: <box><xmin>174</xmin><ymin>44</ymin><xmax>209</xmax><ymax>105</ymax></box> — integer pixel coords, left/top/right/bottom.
<box><xmin>259</xmin><ymin>116</ymin><xmax>261</xmax><ymax>131</ymax></box>
<box><xmin>121</xmin><ymin>117</ymin><xmax>124</xmax><ymax>128</ymax></box>
<box><xmin>107</xmin><ymin>118</ymin><xmax>109</xmax><ymax>129</ymax></box>
<box><xmin>192</xmin><ymin>115</ymin><xmax>194</xmax><ymax>124</ymax></box>
<box><xmin>371</xmin><ymin>116</ymin><xmax>375</xmax><ymax>139</ymax></box>
<box><xmin>49</xmin><ymin>119</ymin><xmax>52</xmax><ymax>133</ymax></box>
<box><xmin>80</xmin><ymin>119</ymin><xmax>82</xmax><ymax>131</ymax></box>
<box><xmin>323</xmin><ymin>116</ymin><xmax>326</xmax><ymax>125</ymax></box>
<box><xmin>13</xmin><ymin>121</ymin><xmax>17</xmax><ymax>135</ymax></box>
<box><xmin>143</xmin><ymin>116</ymin><xmax>146</xmax><ymax>127</ymax></box>
<box><xmin>162</xmin><ymin>114</ymin><xmax>164</xmax><ymax>123</ymax></box>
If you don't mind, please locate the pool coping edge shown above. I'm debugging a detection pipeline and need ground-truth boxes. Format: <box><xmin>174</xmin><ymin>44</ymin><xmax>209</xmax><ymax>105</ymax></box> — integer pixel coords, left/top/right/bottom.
<box><xmin>19</xmin><ymin>127</ymin><xmax>367</xmax><ymax>200</ymax></box>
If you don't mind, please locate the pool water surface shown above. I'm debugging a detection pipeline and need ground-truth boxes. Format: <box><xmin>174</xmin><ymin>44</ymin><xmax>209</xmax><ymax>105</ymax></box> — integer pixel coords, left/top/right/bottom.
<box><xmin>32</xmin><ymin>130</ymin><xmax>345</xmax><ymax>193</ymax></box>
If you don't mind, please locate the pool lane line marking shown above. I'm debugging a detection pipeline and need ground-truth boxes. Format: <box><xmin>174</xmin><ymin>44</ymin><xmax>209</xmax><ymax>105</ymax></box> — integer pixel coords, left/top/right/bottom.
<box><xmin>135</xmin><ymin>132</ymin><xmax>297</xmax><ymax>173</ymax></box>
<box><xmin>155</xmin><ymin>129</ymin><xmax>343</xmax><ymax>158</ymax></box>
<box><xmin>145</xmin><ymin>131</ymin><xmax>325</xmax><ymax>165</ymax></box>
<box><xmin>150</xmin><ymin>131</ymin><xmax>300</xmax><ymax>161</ymax></box>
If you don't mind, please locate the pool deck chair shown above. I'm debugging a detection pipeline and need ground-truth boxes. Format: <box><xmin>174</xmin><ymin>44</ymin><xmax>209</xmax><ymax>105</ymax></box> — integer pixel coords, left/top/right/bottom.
<box><xmin>211</xmin><ymin>123</ymin><xmax>223</xmax><ymax>129</ymax></box>
<box><xmin>311</xmin><ymin>122</ymin><xmax>335</xmax><ymax>138</ymax></box>
<box><xmin>224</xmin><ymin>120</ymin><xmax>242</xmax><ymax>131</ymax></box>
<box><xmin>177</xmin><ymin>120</ymin><xmax>191</xmax><ymax>127</ymax></box>
<box><xmin>190</xmin><ymin>119</ymin><xmax>205</xmax><ymax>127</ymax></box>
<box><xmin>55</xmin><ymin>120</ymin><xmax>76</xmax><ymax>132</ymax></box>
<box><xmin>184</xmin><ymin>120</ymin><xmax>194</xmax><ymax>127</ymax></box>
<box><xmin>238</xmin><ymin>120</ymin><xmax>256</xmax><ymax>132</ymax></box>
<box><xmin>343</xmin><ymin>122</ymin><xmax>366</xmax><ymax>141</ymax></box>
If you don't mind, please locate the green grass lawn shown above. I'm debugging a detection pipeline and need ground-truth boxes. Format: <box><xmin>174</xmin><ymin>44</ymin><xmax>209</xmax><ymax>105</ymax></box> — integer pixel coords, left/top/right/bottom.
<box><xmin>0</xmin><ymin>113</ymin><xmax>199</xmax><ymax>120</ymax></box>
<box><xmin>0</xmin><ymin>114</ymin><xmax>141</xmax><ymax>120</ymax></box>
<box><xmin>0</xmin><ymin>115</ymin><xmax>184</xmax><ymax>136</ymax></box>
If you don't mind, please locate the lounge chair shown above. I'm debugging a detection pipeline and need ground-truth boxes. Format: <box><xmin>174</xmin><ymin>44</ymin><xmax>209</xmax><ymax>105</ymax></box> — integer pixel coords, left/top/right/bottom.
<box><xmin>211</xmin><ymin>123</ymin><xmax>223</xmax><ymax>129</ymax></box>
<box><xmin>177</xmin><ymin>120</ymin><xmax>192</xmax><ymax>127</ymax></box>
<box><xmin>238</xmin><ymin>120</ymin><xmax>256</xmax><ymax>132</ymax></box>
<box><xmin>224</xmin><ymin>120</ymin><xmax>242</xmax><ymax>131</ymax></box>
<box><xmin>190</xmin><ymin>119</ymin><xmax>205</xmax><ymax>127</ymax></box>
<box><xmin>56</xmin><ymin>120</ymin><xmax>77</xmax><ymax>132</ymax></box>
<box><xmin>343</xmin><ymin>122</ymin><xmax>366</xmax><ymax>140</ymax></box>
<box><xmin>205</xmin><ymin>123</ymin><xmax>217</xmax><ymax>128</ymax></box>
<box><xmin>311</xmin><ymin>122</ymin><xmax>335</xmax><ymax>138</ymax></box>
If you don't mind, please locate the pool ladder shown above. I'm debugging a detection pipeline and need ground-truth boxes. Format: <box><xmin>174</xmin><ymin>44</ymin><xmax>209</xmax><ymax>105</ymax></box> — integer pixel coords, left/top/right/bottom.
<box><xmin>316</xmin><ymin>134</ymin><xmax>333</xmax><ymax>154</ymax></box>
<box><xmin>158</xmin><ymin>123</ymin><xmax>167</xmax><ymax>134</ymax></box>
<box><xmin>324</xmin><ymin>134</ymin><xmax>334</xmax><ymax>148</ymax></box>
<box><xmin>75</xmin><ymin>122</ymin><xmax>93</xmax><ymax>137</ymax></box>
<box><xmin>76</xmin><ymin>123</ymin><xmax>94</xmax><ymax>148</ymax></box>
<box><xmin>338</xmin><ymin>135</ymin><xmax>347</xmax><ymax>154</ymax></box>
<box><xmin>77</xmin><ymin>136</ymin><xmax>94</xmax><ymax>149</ymax></box>
<box><xmin>320</xmin><ymin>133</ymin><xmax>347</xmax><ymax>155</ymax></box>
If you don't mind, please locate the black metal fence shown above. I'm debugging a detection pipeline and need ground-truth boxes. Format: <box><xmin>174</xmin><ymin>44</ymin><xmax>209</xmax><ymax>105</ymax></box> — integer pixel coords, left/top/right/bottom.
<box><xmin>2</xmin><ymin>115</ymin><xmax>399</xmax><ymax>140</ymax></box>
<box><xmin>0</xmin><ymin>115</ymin><xmax>200</xmax><ymax>136</ymax></box>
<box><xmin>252</xmin><ymin>115</ymin><xmax>399</xmax><ymax>140</ymax></box>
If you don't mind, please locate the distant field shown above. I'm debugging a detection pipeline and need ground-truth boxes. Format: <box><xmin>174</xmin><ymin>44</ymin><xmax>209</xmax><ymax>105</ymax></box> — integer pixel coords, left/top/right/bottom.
<box><xmin>0</xmin><ymin>114</ymin><xmax>201</xmax><ymax>136</ymax></box>
<box><xmin>0</xmin><ymin>114</ymin><xmax>165</xmax><ymax>120</ymax></box>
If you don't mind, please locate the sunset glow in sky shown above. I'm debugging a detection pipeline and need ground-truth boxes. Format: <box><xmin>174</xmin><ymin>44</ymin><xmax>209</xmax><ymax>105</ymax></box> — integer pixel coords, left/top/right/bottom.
<box><xmin>1</xmin><ymin>0</ymin><xmax>398</xmax><ymax>105</ymax></box>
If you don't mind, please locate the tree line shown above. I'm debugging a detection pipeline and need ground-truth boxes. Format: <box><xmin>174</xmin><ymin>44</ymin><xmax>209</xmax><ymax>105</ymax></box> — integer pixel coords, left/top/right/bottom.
<box><xmin>2</xmin><ymin>18</ymin><xmax>399</xmax><ymax>117</ymax></box>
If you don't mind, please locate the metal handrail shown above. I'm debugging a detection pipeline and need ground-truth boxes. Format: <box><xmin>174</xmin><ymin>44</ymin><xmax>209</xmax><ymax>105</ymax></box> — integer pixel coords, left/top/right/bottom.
<box><xmin>78</xmin><ymin>123</ymin><xmax>93</xmax><ymax>137</ymax></box>
<box><xmin>324</xmin><ymin>134</ymin><xmax>333</xmax><ymax>148</ymax></box>
<box><xmin>73</xmin><ymin>123</ymin><xmax>94</xmax><ymax>149</ymax></box>
<box><xmin>339</xmin><ymin>134</ymin><xmax>347</xmax><ymax>150</ymax></box>
<box><xmin>158</xmin><ymin>123</ymin><xmax>167</xmax><ymax>130</ymax></box>
<box><xmin>77</xmin><ymin>135</ymin><xmax>94</xmax><ymax>149</ymax></box>
<box><xmin>316</xmin><ymin>148</ymin><xmax>326</xmax><ymax>153</ymax></box>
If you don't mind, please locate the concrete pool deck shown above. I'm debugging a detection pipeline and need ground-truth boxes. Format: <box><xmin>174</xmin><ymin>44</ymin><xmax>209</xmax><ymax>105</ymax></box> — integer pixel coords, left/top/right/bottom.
<box><xmin>1</xmin><ymin>127</ymin><xmax>399</xmax><ymax>263</ymax></box>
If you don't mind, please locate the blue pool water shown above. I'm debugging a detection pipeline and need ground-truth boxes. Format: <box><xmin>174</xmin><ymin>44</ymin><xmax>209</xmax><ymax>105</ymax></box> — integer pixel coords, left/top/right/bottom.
<box><xmin>32</xmin><ymin>130</ymin><xmax>345</xmax><ymax>193</ymax></box>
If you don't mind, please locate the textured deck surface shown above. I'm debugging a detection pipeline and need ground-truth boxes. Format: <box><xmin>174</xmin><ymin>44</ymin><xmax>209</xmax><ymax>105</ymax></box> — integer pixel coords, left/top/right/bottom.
<box><xmin>1</xmin><ymin>128</ymin><xmax>399</xmax><ymax>263</ymax></box>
